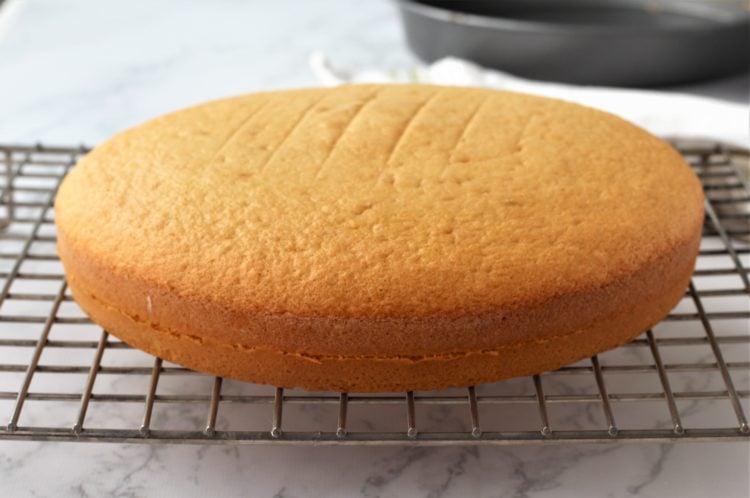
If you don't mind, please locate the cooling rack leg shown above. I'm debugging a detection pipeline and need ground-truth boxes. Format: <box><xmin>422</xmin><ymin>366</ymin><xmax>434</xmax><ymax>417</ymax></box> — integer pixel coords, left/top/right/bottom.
<box><xmin>73</xmin><ymin>330</ymin><xmax>108</xmax><ymax>434</ymax></box>
<box><xmin>405</xmin><ymin>391</ymin><xmax>417</xmax><ymax>438</ymax></box>
<box><xmin>271</xmin><ymin>387</ymin><xmax>284</xmax><ymax>438</ymax></box>
<box><xmin>646</xmin><ymin>330</ymin><xmax>684</xmax><ymax>434</ymax></box>
<box><xmin>467</xmin><ymin>386</ymin><xmax>481</xmax><ymax>438</ymax></box>
<box><xmin>532</xmin><ymin>375</ymin><xmax>552</xmax><ymax>436</ymax></box>
<box><xmin>703</xmin><ymin>199</ymin><xmax>750</xmax><ymax>290</ymax></box>
<box><xmin>336</xmin><ymin>392</ymin><xmax>349</xmax><ymax>438</ymax></box>
<box><xmin>591</xmin><ymin>356</ymin><xmax>618</xmax><ymax>437</ymax></box>
<box><xmin>204</xmin><ymin>376</ymin><xmax>223</xmax><ymax>437</ymax></box>
<box><xmin>6</xmin><ymin>281</ymin><xmax>68</xmax><ymax>431</ymax></box>
<box><xmin>689</xmin><ymin>281</ymin><xmax>749</xmax><ymax>433</ymax></box>
<box><xmin>140</xmin><ymin>357</ymin><xmax>163</xmax><ymax>436</ymax></box>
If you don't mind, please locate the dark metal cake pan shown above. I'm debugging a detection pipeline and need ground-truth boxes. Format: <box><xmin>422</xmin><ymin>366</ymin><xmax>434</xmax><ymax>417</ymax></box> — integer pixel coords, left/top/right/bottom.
<box><xmin>397</xmin><ymin>0</ymin><xmax>750</xmax><ymax>86</ymax></box>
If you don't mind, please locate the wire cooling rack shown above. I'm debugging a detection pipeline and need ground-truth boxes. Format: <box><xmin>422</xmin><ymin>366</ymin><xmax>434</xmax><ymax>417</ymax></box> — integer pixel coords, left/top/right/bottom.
<box><xmin>0</xmin><ymin>140</ymin><xmax>747</xmax><ymax>445</ymax></box>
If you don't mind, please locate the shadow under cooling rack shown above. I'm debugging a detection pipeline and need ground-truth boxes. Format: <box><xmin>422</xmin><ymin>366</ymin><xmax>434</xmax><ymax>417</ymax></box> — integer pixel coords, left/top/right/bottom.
<box><xmin>0</xmin><ymin>140</ymin><xmax>748</xmax><ymax>445</ymax></box>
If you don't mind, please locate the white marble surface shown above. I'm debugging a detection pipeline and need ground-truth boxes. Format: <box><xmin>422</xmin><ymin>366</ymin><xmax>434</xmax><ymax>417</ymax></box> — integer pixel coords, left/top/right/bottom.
<box><xmin>0</xmin><ymin>1</ymin><xmax>749</xmax><ymax>497</ymax></box>
<box><xmin>0</xmin><ymin>0</ymin><xmax>747</xmax><ymax>146</ymax></box>
<box><xmin>1</xmin><ymin>440</ymin><xmax>748</xmax><ymax>497</ymax></box>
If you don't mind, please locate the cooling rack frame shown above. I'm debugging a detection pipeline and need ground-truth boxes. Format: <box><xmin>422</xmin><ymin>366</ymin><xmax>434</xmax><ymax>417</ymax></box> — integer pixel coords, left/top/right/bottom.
<box><xmin>0</xmin><ymin>140</ymin><xmax>747</xmax><ymax>445</ymax></box>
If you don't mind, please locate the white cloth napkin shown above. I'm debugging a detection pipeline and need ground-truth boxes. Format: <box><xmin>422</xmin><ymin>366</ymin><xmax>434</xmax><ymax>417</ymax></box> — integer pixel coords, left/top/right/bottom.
<box><xmin>310</xmin><ymin>53</ymin><xmax>749</xmax><ymax>148</ymax></box>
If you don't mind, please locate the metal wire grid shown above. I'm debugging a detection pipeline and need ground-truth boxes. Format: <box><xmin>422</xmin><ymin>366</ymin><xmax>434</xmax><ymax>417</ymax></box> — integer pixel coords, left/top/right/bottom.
<box><xmin>0</xmin><ymin>141</ymin><xmax>747</xmax><ymax>445</ymax></box>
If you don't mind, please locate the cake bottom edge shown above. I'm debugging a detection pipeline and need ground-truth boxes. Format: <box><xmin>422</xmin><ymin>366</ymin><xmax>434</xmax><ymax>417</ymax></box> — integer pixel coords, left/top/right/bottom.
<box><xmin>66</xmin><ymin>265</ymin><xmax>692</xmax><ymax>392</ymax></box>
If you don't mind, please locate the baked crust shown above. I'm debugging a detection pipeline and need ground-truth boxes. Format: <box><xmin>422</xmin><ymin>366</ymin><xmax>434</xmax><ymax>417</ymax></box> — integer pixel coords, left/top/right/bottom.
<box><xmin>55</xmin><ymin>84</ymin><xmax>704</xmax><ymax>391</ymax></box>
<box><xmin>61</xmin><ymin>230</ymin><xmax>698</xmax><ymax>391</ymax></box>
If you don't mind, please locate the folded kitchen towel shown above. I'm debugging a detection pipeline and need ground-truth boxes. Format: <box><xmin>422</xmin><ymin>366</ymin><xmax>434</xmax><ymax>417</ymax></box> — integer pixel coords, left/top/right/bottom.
<box><xmin>310</xmin><ymin>53</ymin><xmax>749</xmax><ymax>148</ymax></box>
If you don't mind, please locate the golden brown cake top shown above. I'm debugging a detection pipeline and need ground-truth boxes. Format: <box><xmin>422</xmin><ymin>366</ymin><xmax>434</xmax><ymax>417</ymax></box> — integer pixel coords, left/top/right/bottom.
<box><xmin>55</xmin><ymin>84</ymin><xmax>704</xmax><ymax>318</ymax></box>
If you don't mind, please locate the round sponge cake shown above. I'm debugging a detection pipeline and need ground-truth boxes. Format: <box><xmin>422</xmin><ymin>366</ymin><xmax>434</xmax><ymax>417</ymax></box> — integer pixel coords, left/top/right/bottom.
<box><xmin>55</xmin><ymin>84</ymin><xmax>704</xmax><ymax>392</ymax></box>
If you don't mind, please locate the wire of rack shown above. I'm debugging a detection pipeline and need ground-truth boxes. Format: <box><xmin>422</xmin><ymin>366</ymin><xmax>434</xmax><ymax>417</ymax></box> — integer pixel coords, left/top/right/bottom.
<box><xmin>0</xmin><ymin>140</ymin><xmax>747</xmax><ymax>445</ymax></box>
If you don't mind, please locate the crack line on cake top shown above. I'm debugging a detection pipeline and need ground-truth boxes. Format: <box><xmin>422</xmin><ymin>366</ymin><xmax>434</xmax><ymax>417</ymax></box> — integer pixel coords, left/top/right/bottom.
<box><xmin>256</xmin><ymin>94</ymin><xmax>328</xmax><ymax>175</ymax></box>
<box><xmin>313</xmin><ymin>88</ymin><xmax>382</xmax><ymax>181</ymax></box>
<box><xmin>446</xmin><ymin>95</ymin><xmax>492</xmax><ymax>165</ymax></box>
<box><xmin>384</xmin><ymin>89</ymin><xmax>443</xmax><ymax>167</ymax></box>
<box><xmin>206</xmin><ymin>98</ymin><xmax>273</xmax><ymax>165</ymax></box>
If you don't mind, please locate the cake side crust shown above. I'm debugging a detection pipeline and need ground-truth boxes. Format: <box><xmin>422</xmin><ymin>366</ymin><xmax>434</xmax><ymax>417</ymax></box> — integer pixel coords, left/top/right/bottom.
<box><xmin>59</xmin><ymin>226</ymin><xmax>701</xmax><ymax>391</ymax></box>
<box><xmin>65</xmin><ymin>245</ymin><xmax>696</xmax><ymax>392</ymax></box>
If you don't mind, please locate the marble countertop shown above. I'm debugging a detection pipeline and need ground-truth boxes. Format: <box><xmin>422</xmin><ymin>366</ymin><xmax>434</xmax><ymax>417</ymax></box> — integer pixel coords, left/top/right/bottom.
<box><xmin>0</xmin><ymin>1</ymin><xmax>748</xmax><ymax>497</ymax></box>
